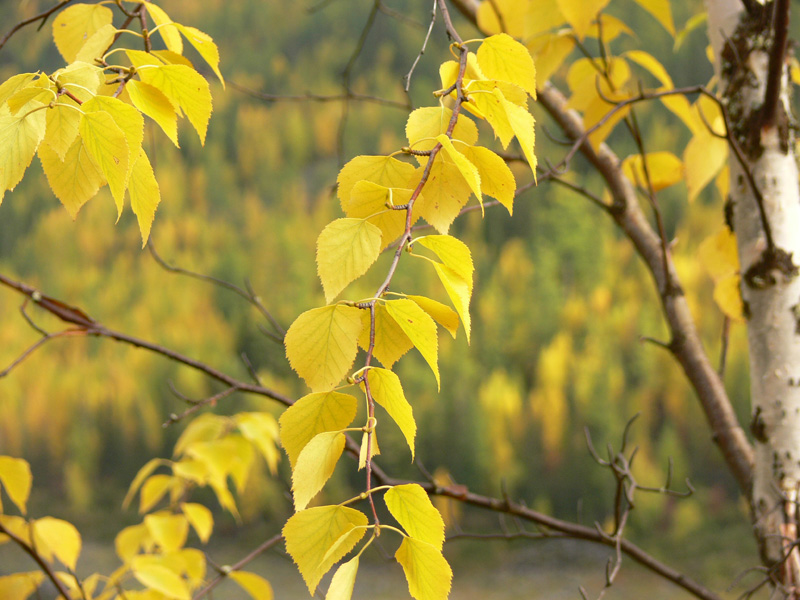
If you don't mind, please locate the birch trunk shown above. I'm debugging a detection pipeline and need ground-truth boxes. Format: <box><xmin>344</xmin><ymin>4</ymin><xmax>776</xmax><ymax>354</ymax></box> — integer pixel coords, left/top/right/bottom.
<box><xmin>708</xmin><ymin>0</ymin><xmax>800</xmax><ymax>587</ymax></box>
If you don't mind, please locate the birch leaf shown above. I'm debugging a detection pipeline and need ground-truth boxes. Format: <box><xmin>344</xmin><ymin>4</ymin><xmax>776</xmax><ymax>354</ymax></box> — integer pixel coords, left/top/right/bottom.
<box><xmin>74</xmin><ymin>24</ymin><xmax>117</xmax><ymax>64</ymax></box>
<box><xmin>174</xmin><ymin>24</ymin><xmax>224</xmax><ymax>87</ymax></box>
<box><xmin>631</xmin><ymin>0</ymin><xmax>675</xmax><ymax>35</ymax></box>
<box><xmin>621</xmin><ymin>151</ymin><xmax>683</xmax><ymax>192</ymax></box>
<box><xmin>395</xmin><ymin>538</ymin><xmax>452</xmax><ymax>600</ymax></box>
<box><xmin>0</xmin><ymin>572</ymin><xmax>44</xmax><ymax>600</ymax></box>
<box><xmin>0</xmin><ymin>102</ymin><xmax>46</xmax><ymax>204</ymax></box>
<box><xmin>279</xmin><ymin>391</ymin><xmax>358</xmax><ymax>469</ymax></box>
<box><xmin>143</xmin><ymin>2</ymin><xmax>183</xmax><ymax>53</ymax></box>
<box><xmin>684</xmin><ymin>131</ymin><xmax>728</xmax><ymax>202</ymax></box>
<box><xmin>433</xmin><ymin>263</ymin><xmax>472</xmax><ymax>344</ymax></box>
<box><xmin>52</xmin><ymin>3</ymin><xmax>113</xmax><ymax>63</ymax></box>
<box><xmin>699</xmin><ymin>228</ymin><xmax>739</xmax><ymax>282</ymax></box>
<box><xmin>461</xmin><ymin>145</ymin><xmax>515</xmax><ymax>214</ymax></box>
<box><xmin>283</xmin><ymin>506</ymin><xmax>368</xmax><ymax>594</ymax></box>
<box><xmin>366</xmin><ymin>368</ymin><xmax>416</xmax><ymax>459</ymax></box>
<box><xmin>557</xmin><ymin>0</ymin><xmax>611</xmax><ymax>39</ymax></box>
<box><xmin>144</xmin><ymin>513</ymin><xmax>188</xmax><ymax>554</ymax></box>
<box><xmin>33</xmin><ymin>517</ymin><xmax>81</xmax><ymax>570</ymax></box>
<box><xmin>235</xmin><ymin>412</ymin><xmax>281</xmax><ymax>474</ymax></box>
<box><xmin>358</xmin><ymin>303</ymin><xmax>414</xmax><ymax>368</ymax></box>
<box><xmin>127</xmin><ymin>80</ymin><xmax>180</xmax><ymax>147</ymax></box>
<box><xmin>43</xmin><ymin>104</ymin><xmax>81</xmax><ymax>160</ymax></box>
<box><xmin>477</xmin><ymin>34</ymin><xmax>537</xmax><ymax>98</ymax></box>
<box><xmin>385</xmin><ymin>484</ymin><xmax>444</xmax><ymax>549</ymax></box>
<box><xmin>180</xmin><ymin>503</ymin><xmax>213</xmax><ymax>543</ymax></box>
<box><xmin>358</xmin><ymin>430</ymin><xmax>380</xmax><ymax>470</ymax></box>
<box><xmin>326</xmin><ymin>557</ymin><xmax>359</xmax><ymax>600</ymax></box>
<box><xmin>128</xmin><ymin>149</ymin><xmax>161</xmax><ymax>245</ymax></box>
<box><xmin>714</xmin><ymin>274</ymin><xmax>744</xmax><ymax>322</ymax></box>
<box><xmin>342</xmin><ymin>181</ymin><xmax>416</xmax><ymax>248</ymax></box>
<box><xmin>412</xmin><ymin>157</ymin><xmax>472</xmax><ymax>234</ymax></box>
<box><xmin>317</xmin><ymin>218</ymin><xmax>382</xmax><ymax>303</ymax></box>
<box><xmin>416</xmin><ymin>235</ymin><xmax>474</xmax><ymax>287</ymax></box>
<box><xmin>435</xmin><ymin>134</ymin><xmax>482</xmax><ymax>208</ymax></box>
<box><xmin>131</xmin><ymin>556</ymin><xmax>190</xmax><ymax>600</ymax></box>
<box><xmin>407</xmin><ymin>295</ymin><xmax>459</xmax><ymax>339</ymax></box>
<box><xmin>384</xmin><ymin>299</ymin><xmax>440</xmax><ymax>389</ymax></box>
<box><xmin>337</xmin><ymin>155</ymin><xmax>417</xmax><ymax>204</ymax></box>
<box><xmin>230</xmin><ymin>572</ymin><xmax>274</xmax><ymax>600</ymax></box>
<box><xmin>405</xmin><ymin>106</ymin><xmax>478</xmax><ymax>158</ymax></box>
<box><xmin>79</xmin><ymin>110</ymin><xmax>129</xmax><ymax>214</ymax></box>
<box><xmin>0</xmin><ymin>457</ymin><xmax>32</xmax><ymax>515</ymax></box>
<box><xmin>0</xmin><ymin>74</ymin><xmax>37</xmax><ymax>107</ymax></box>
<box><xmin>500</xmin><ymin>90</ymin><xmax>537</xmax><ymax>172</ymax></box>
<box><xmin>292</xmin><ymin>432</ymin><xmax>346</xmax><ymax>510</ymax></box>
<box><xmin>285</xmin><ymin>305</ymin><xmax>363</xmax><ymax>391</ymax></box>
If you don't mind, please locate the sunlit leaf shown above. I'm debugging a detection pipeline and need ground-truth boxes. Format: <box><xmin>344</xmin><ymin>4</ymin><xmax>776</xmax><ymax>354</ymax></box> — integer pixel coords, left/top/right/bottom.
<box><xmin>337</xmin><ymin>155</ymin><xmax>417</xmax><ymax>204</ymax></box>
<box><xmin>127</xmin><ymin>80</ymin><xmax>180</xmax><ymax>147</ymax></box>
<box><xmin>74</xmin><ymin>23</ymin><xmax>117</xmax><ymax>64</ymax></box>
<box><xmin>174</xmin><ymin>24</ymin><xmax>224</xmax><ymax>87</ymax></box>
<box><xmin>279</xmin><ymin>391</ymin><xmax>358</xmax><ymax>469</ymax></box>
<box><xmin>33</xmin><ymin>517</ymin><xmax>81</xmax><ymax>570</ymax></box>
<box><xmin>405</xmin><ymin>106</ymin><xmax>478</xmax><ymax>159</ymax></box>
<box><xmin>128</xmin><ymin>149</ymin><xmax>161</xmax><ymax>245</ymax></box>
<box><xmin>131</xmin><ymin>555</ymin><xmax>190</xmax><ymax>600</ymax></box>
<box><xmin>292</xmin><ymin>431</ymin><xmax>346</xmax><ymax>510</ymax></box>
<box><xmin>144</xmin><ymin>512</ymin><xmax>189</xmax><ymax>553</ymax></box>
<box><xmin>415</xmin><ymin>235</ymin><xmax>474</xmax><ymax>287</ymax></box>
<box><xmin>632</xmin><ymin>0</ymin><xmax>675</xmax><ymax>35</ymax></box>
<box><xmin>621</xmin><ymin>151</ymin><xmax>683</xmax><ymax>192</ymax></box>
<box><xmin>0</xmin><ymin>572</ymin><xmax>44</xmax><ymax>600</ymax></box>
<box><xmin>365</xmin><ymin>368</ymin><xmax>416</xmax><ymax>458</ymax></box>
<box><xmin>384</xmin><ymin>299</ymin><xmax>439</xmax><ymax>388</ymax></box>
<box><xmin>43</xmin><ymin>103</ymin><xmax>81</xmax><ymax>160</ymax></box>
<box><xmin>123</xmin><ymin>458</ymin><xmax>164</xmax><ymax>510</ymax></box>
<box><xmin>0</xmin><ymin>74</ymin><xmax>37</xmax><ymax>107</ymax></box>
<box><xmin>684</xmin><ymin>131</ymin><xmax>728</xmax><ymax>202</ymax></box>
<box><xmin>433</xmin><ymin>263</ymin><xmax>472</xmax><ymax>344</ymax></box>
<box><xmin>526</xmin><ymin>33</ymin><xmax>574</xmax><ymax>86</ymax></box>
<box><xmin>143</xmin><ymin>2</ymin><xmax>183</xmax><ymax>53</ymax></box>
<box><xmin>407</xmin><ymin>295</ymin><xmax>459</xmax><ymax>339</ymax></box>
<box><xmin>342</xmin><ymin>181</ymin><xmax>417</xmax><ymax>248</ymax></box>
<box><xmin>477</xmin><ymin>34</ymin><xmax>536</xmax><ymax>98</ymax></box>
<box><xmin>0</xmin><ymin>102</ymin><xmax>46</xmax><ymax>204</ymax></box>
<box><xmin>283</xmin><ymin>505</ymin><xmax>368</xmax><ymax>594</ymax></box>
<box><xmin>38</xmin><ymin>134</ymin><xmax>106</xmax><ymax>217</ymax></box>
<box><xmin>326</xmin><ymin>557</ymin><xmax>359</xmax><ymax>600</ymax></box>
<box><xmin>557</xmin><ymin>0</ymin><xmax>610</xmax><ymax>38</ymax></box>
<box><xmin>714</xmin><ymin>274</ymin><xmax>744</xmax><ymax>321</ymax></box>
<box><xmin>179</xmin><ymin>502</ymin><xmax>213</xmax><ymax>544</ymax></box>
<box><xmin>411</xmin><ymin>155</ymin><xmax>472</xmax><ymax>234</ymax></box>
<box><xmin>435</xmin><ymin>134</ymin><xmax>482</xmax><ymax>208</ymax></box>
<box><xmin>460</xmin><ymin>146</ymin><xmax>515</xmax><ymax>214</ymax></box>
<box><xmin>235</xmin><ymin>412</ymin><xmax>281</xmax><ymax>474</ymax></box>
<box><xmin>358</xmin><ymin>303</ymin><xmax>414</xmax><ymax>368</ymax></box>
<box><xmin>139</xmin><ymin>474</ymin><xmax>173</xmax><ymax>514</ymax></box>
<box><xmin>230</xmin><ymin>571</ymin><xmax>274</xmax><ymax>600</ymax></box>
<box><xmin>626</xmin><ymin>50</ymin><xmax>674</xmax><ymax>88</ymax></box>
<box><xmin>0</xmin><ymin>456</ymin><xmax>32</xmax><ymax>515</ymax></box>
<box><xmin>385</xmin><ymin>484</ymin><xmax>444</xmax><ymax>549</ymax></box>
<box><xmin>115</xmin><ymin>523</ymin><xmax>152</xmax><ymax>562</ymax></box>
<box><xmin>52</xmin><ymin>3</ymin><xmax>113</xmax><ymax>63</ymax></box>
<box><xmin>317</xmin><ymin>218</ymin><xmax>382</xmax><ymax>303</ymax></box>
<box><xmin>285</xmin><ymin>305</ymin><xmax>364</xmax><ymax>391</ymax></box>
<box><xmin>173</xmin><ymin>413</ymin><xmax>227</xmax><ymax>457</ymax></box>
<box><xmin>395</xmin><ymin>537</ymin><xmax>452</xmax><ymax>600</ymax></box>
<box><xmin>79</xmin><ymin>109</ymin><xmax>129</xmax><ymax>214</ymax></box>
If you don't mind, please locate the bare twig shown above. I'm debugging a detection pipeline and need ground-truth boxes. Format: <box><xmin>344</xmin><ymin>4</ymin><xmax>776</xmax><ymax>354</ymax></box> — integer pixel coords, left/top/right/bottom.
<box><xmin>405</xmin><ymin>0</ymin><xmax>438</xmax><ymax>92</ymax></box>
<box><xmin>193</xmin><ymin>534</ymin><xmax>283</xmax><ymax>599</ymax></box>
<box><xmin>0</xmin><ymin>0</ymin><xmax>75</xmax><ymax>51</ymax></box>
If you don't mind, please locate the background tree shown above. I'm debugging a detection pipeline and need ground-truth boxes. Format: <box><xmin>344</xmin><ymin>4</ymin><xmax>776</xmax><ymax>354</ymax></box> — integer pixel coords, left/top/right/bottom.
<box><xmin>0</xmin><ymin>0</ymin><xmax>798</xmax><ymax>598</ymax></box>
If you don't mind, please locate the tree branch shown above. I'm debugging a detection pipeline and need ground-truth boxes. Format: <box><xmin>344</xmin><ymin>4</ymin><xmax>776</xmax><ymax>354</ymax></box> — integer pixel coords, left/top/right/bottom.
<box><xmin>0</xmin><ymin>0</ymin><xmax>75</xmax><ymax>51</ymax></box>
<box><xmin>760</xmin><ymin>0</ymin><xmax>790</xmax><ymax>131</ymax></box>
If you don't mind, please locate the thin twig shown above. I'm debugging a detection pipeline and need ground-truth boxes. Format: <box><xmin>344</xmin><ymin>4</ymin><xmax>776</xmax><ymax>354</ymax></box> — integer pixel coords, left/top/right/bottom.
<box><xmin>0</xmin><ymin>0</ymin><xmax>75</xmax><ymax>51</ymax></box>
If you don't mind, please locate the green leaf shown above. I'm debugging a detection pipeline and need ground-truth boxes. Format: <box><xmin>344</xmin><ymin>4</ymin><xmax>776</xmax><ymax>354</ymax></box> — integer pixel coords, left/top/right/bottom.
<box><xmin>292</xmin><ymin>432</ymin><xmax>346</xmax><ymax>510</ymax></box>
<box><xmin>144</xmin><ymin>512</ymin><xmax>189</xmax><ymax>553</ymax></box>
<box><xmin>0</xmin><ymin>456</ymin><xmax>32</xmax><ymax>515</ymax></box>
<box><xmin>0</xmin><ymin>102</ymin><xmax>47</xmax><ymax>204</ymax></box>
<box><xmin>127</xmin><ymin>80</ymin><xmax>180</xmax><ymax>147</ymax></box>
<box><xmin>283</xmin><ymin>505</ymin><xmax>368</xmax><ymax>594</ymax></box>
<box><xmin>326</xmin><ymin>557</ymin><xmax>359</xmax><ymax>600</ymax></box>
<box><xmin>477</xmin><ymin>33</ymin><xmax>537</xmax><ymax>98</ymax></box>
<box><xmin>52</xmin><ymin>3</ymin><xmax>113</xmax><ymax>63</ymax></box>
<box><xmin>365</xmin><ymin>369</ymin><xmax>416</xmax><ymax>459</ymax></box>
<box><xmin>285</xmin><ymin>305</ymin><xmax>364</xmax><ymax>392</ymax></box>
<box><xmin>230</xmin><ymin>572</ymin><xmax>274</xmax><ymax>600</ymax></box>
<box><xmin>337</xmin><ymin>155</ymin><xmax>417</xmax><ymax>204</ymax></box>
<box><xmin>461</xmin><ymin>146</ymin><xmax>515</xmax><ymax>215</ymax></box>
<box><xmin>385</xmin><ymin>484</ymin><xmax>445</xmax><ymax>550</ymax></box>
<box><xmin>317</xmin><ymin>218</ymin><xmax>383</xmax><ymax>303</ymax></box>
<box><xmin>131</xmin><ymin>555</ymin><xmax>190</xmax><ymax>600</ymax></box>
<box><xmin>407</xmin><ymin>295</ymin><xmax>459</xmax><ymax>339</ymax></box>
<box><xmin>384</xmin><ymin>299</ymin><xmax>439</xmax><ymax>389</ymax></box>
<box><xmin>181</xmin><ymin>502</ymin><xmax>213</xmax><ymax>543</ymax></box>
<box><xmin>279</xmin><ymin>391</ymin><xmax>358</xmax><ymax>469</ymax></box>
<box><xmin>78</xmin><ymin>110</ymin><xmax>129</xmax><ymax>214</ymax></box>
<box><xmin>395</xmin><ymin>537</ymin><xmax>452</xmax><ymax>600</ymax></box>
<box><xmin>32</xmin><ymin>517</ymin><xmax>81</xmax><ymax>570</ymax></box>
<box><xmin>174</xmin><ymin>24</ymin><xmax>224</xmax><ymax>87</ymax></box>
<box><xmin>128</xmin><ymin>149</ymin><xmax>161</xmax><ymax>245</ymax></box>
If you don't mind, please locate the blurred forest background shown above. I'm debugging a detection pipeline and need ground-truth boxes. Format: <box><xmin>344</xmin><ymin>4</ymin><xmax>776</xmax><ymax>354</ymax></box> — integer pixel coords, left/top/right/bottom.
<box><xmin>0</xmin><ymin>0</ymin><xmax>775</xmax><ymax>591</ymax></box>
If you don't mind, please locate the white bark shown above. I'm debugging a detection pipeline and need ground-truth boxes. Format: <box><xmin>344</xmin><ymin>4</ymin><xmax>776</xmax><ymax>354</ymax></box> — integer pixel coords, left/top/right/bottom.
<box><xmin>708</xmin><ymin>0</ymin><xmax>800</xmax><ymax>571</ymax></box>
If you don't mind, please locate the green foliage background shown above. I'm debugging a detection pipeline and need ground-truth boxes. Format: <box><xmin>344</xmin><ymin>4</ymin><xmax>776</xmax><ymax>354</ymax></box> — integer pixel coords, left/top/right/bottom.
<box><xmin>0</xmin><ymin>0</ymin><xmax>754</xmax><ymax>557</ymax></box>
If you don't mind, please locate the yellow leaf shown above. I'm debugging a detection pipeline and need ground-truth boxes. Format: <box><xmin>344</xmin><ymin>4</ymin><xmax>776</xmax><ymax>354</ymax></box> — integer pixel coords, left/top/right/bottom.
<box><xmin>144</xmin><ymin>512</ymin><xmax>189</xmax><ymax>553</ymax></box>
<box><xmin>358</xmin><ymin>430</ymin><xmax>379</xmax><ymax>470</ymax></box>
<box><xmin>625</xmin><ymin>50</ymin><xmax>674</xmax><ymax>88</ymax></box>
<box><xmin>0</xmin><ymin>102</ymin><xmax>46</xmax><ymax>204</ymax></box>
<box><xmin>186</xmin><ymin>436</ymin><xmax>254</xmax><ymax>495</ymax></box>
<box><xmin>171</xmin><ymin>548</ymin><xmax>206</xmax><ymax>586</ymax></box>
<box><xmin>279</xmin><ymin>391</ymin><xmax>358</xmax><ymax>469</ymax></box>
<box><xmin>180</xmin><ymin>502</ymin><xmax>213</xmax><ymax>543</ymax></box>
<box><xmin>384</xmin><ymin>299</ymin><xmax>440</xmax><ymax>388</ymax></box>
<box><xmin>43</xmin><ymin>104</ymin><xmax>81</xmax><ymax>160</ymax></box>
<box><xmin>326</xmin><ymin>556</ymin><xmax>359</xmax><ymax>600</ymax></box>
<box><xmin>38</xmin><ymin>134</ymin><xmax>105</xmax><ymax>217</ymax></box>
<box><xmin>235</xmin><ymin>412</ymin><xmax>281</xmax><ymax>474</ymax></box>
<box><xmin>435</xmin><ymin>134</ymin><xmax>482</xmax><ymax>208</ymax></box>
<box><xmin>74</xmin><ymin>23</ymin><xmax>117</xmax><ymax>64</ymax></box>
<box><xmin>123</xmin><ymin>458</ymin><xmax>164</xmax><ymax>510</ymax></box>
<box><xmin>621</xmin><ymin>151</ymin><xmax>683</xmax><ymax>192</ymax></box>
<box><xmin>468</xmin><ymin>88</ymin><xmax>535</xmax><ymax>169</ymax></box>
<box><xmin>714</xmin><ymin>274</ymin><xmax>744</xmax><ymax>321</ymax></box>
<box><xmin>79</xmin><ymin>110</ymin><xmax>129</xmax><ymax>214</ymax></box>
<box><xmin>460</xmin><ymin>146</ymin><xmax>515</xmax><ymax>214</ymax></box>
<box><xmin>285</xmin><ymin>305</ymin><xmax>364</xmax><ymax>391</ymax></box>
<box><xmin>143</xmin><ymin>2</ymin><xmax>183</xmax><ymax>53</ymax></box>
<box><xmin>0</xmin><ymin>572</ymin><xmax>44</xmax><ymax>600</ymax></box>
<box><xmin>337</xmin><ymin>155</ymin><xmax>417</xmax><ymax>204</ymax></box>
<box><xmin>230</xmin><ymin>571</ymin><xmax>274</xmax><ymax>600</ymax></box>
<box><xmin>631</xmin><ymin>0</ymin><xmax>675</xmax><ymax>35</ymax></box>
<box><xmin>415</xmin><ymin>235</ymin><xmax>474</xmax><ymax>287</ymax></box>
<box><xmin>127</xmin><ymin>80</ymin><xmax>179</xmax><ymax>147</ymax></box>
<box><xmin>412</xmin><ymin>156</ymin><xmax>472</xmax><ymax>234</ymax></box>
<box><xmin>317</xmin><ymin>218</ymin><xmax>382</xmax><ymax>303</ymax></box>
<box><xmin>385</xmin><ymin>484</ymin><xmax>444</xmax><ymax>550</ymax></box>
<box><xmin>128</xmin><ymin>52</ymin><xmax>212</xmax><ymax>145</ymax></box>
<box><xmin>407</xmin><ymin>295</ymin><xmax>459</xmax><ymax>339</ymax></box>
<box><xmin>52</xmin><ymin>3</ymin><xmax>113</xmax><ymax>63</ymax></box>
<box><xmin>292</xmin><ymin>432</ymin><xmax>346</xmax><ymax>510</ymax></box>
<box><xmin>152</xmin><ymin>50</ymin><xmax>195</xmax><ymax>68</ymax></box>
<box><xmin>365</xmin><ymin>368</ymin><xmax>416</xmax><ymax>459</ymax></box>
<box><xmin>7</xmin><ymin>87</ymin><xmax>54</xmax><ymax>115</ymax></box>
<box><xmin>172</xmin><ymin>458</ymin><xmax>208</xmax><ymax>485</ymax></box>
<box><xmin>567</xmin><ymin>57</ymin><xmax>631</xmax><ymax>112</ymax></box>
<box><xmin>33</xmin><ymin>517</ymin><xmax>81</xmax><ymax>570</ymax></box>
<box><xmin>684</xmin><ymin>131</ymin><xmax>728</xmax><ymax>202</ymax></box>
<box><xmin>139</xmin><ymin>474</ymin><xmax>173</xmax><ymax>513</ymax></box>
<box><xmin>131</xmin><ymin>556</ymin><xmax>190</xmax><ymax>600</ymax></box>
<box><xmin>0</xmin><ymin>456</ymin><xmax>32</xmax><ymax>515</ymax></box>
<box><xmin>526</xmin><ymin>33</ymin><xmax>574</xmax><ymax>87</ymax></box>
<box><xmin>557</xmin><ymin>0</ymin><xmax>610</xmax><ymax>39</ymax></box>
<box><xmin>173</xmin><ymin>413</ymin><xmax>227</xmax><ymax>457</ymax></box>
<box><xmin>476</xmin><ymin>0</ymin><xmax>526</xmax><ymax>37</ymax></box>
<box><xmin>128</xmin><ymin>149</ymin><xmax>161</xmax><ymax>245</ymax></box>
<box><xmin>83</xmin><ymin>95</ymin><xmax>144</xmax><ymax>181</ymax></box>
<box><xmin>342</xmin><ymin>181</ymin><xmax>417</xmax><ymax>249</ymax></box>
<box><xmin>405</xmin><ymin>106</ymin><xmax>477</xmax><ymax>159</ymax></box>
<box><xmin>0</xmin><ymin>74</ymin><xmax>37</xmax><ymax>107</ymax></box>
<box><xmin>174</xmin><ymin>24</ymin><xmax>224</xmax><ymax>87</ymax></box>
<box><xmin>115</xmin><ymin>523</ymin><xmax>152</xmax><ymax>562</ymax></box>
<box><xmin>359</xmin><ymin>303</ymin><xmax>414</xmax><ymax>368</ymax></box>
<box><xmin>699</xmin><ymin>228</ymin><xmax>739</xmax><ymax>282</ymax></box>
<box><xmin>0</xmin><ymin>515</ymin><xmax>31</xmax><ymax>546</ymax></box>
<box><xmin>283</xmin><ymin>505</ymin><xmax>368</xmax><ymax>594</ymax></box>
<box><xmin>587</xmin><ymin>14</ymin><xmax>634</xmax><ymax>41</ymax></box>
<box><xmin>433</xmin><ymin>263</ymin><xmax>472</xmax><ymax>344</ymax></box>
<box><xmin>395</xmin><ymin>537</ymin><xmax>452</xmax><ymax>600</ymax></box>
<box><xmin>477</xmin><ymin>34</ymin><xmax>536</xmax><ymax>98</ymax></box>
